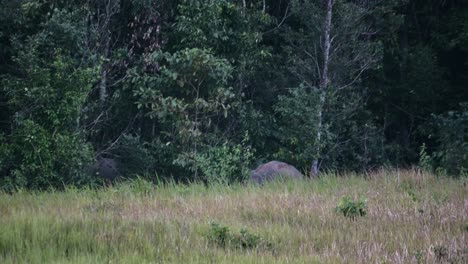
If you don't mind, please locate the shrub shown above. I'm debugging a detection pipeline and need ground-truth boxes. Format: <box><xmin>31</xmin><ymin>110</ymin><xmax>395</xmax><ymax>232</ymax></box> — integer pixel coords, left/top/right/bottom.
<box><xmin>0</xmin><ymin>44</ymin><xmax>97</xmax><ymax>190</ymax></box>
<box><xmin>207</xmin><ymin>222</ymin><xmax>230</xmax><ymax>247</ymax></box>
<box><xmin>114</xmin><ymin>134</ymin><xmax>156</xmax><ymax>179</ymax></box>
<box><xmin>414</xmin><ymin>250</ymin><xmax>424</xmax><ymax>264</ymax></box>
<box><xmin>431</xmin><ymin>104</ymin><xmax>467</xmax><ymax>176</ymax></box>
<box><xmin>206</xmin><ymin>222</ymin><xmax>272</xmax><ymax>250</ymax></box>
<box><xmin>418</xmin><ymin>143</ymin><xmax>433</xmax><ymax>172</ymax></box>
<box><xmin>335</xmin><ymin>196</ymin><xmax>367</xmax><ymax>220</ymax></box>
<box><xmin>195</xmin><ymin>134</ymin><xmax>254</xmax><ymax>184</ymax></box>
<box><xmin>0</xmin><ymin>121</ymin><xmax>94</xmax><ymax>191</ymax></box>
<box><xmin>232</xmin><ymin>228</ymin><xmax>273</xmax><ymax>250</ymax></box>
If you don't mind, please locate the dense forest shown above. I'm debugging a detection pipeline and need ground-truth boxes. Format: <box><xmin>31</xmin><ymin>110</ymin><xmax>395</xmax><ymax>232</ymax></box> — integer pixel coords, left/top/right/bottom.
<box><xmin>0</xmin><ymin>0</ymin><xmax>466</xmax><ymax>190</ymax></box>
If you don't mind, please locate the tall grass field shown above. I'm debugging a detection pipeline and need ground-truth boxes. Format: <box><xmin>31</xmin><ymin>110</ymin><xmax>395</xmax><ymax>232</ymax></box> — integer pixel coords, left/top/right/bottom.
<box><xmin>0</xmin><ymin>170</ymin><xmax>466</xmax><ymax>263</ymax></box>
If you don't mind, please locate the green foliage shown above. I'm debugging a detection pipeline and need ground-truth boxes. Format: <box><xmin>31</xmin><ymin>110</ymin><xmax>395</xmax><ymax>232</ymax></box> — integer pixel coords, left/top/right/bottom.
<box><xmin>206</xmin><ymin>222</ymin><xmax>272</xmax><ymax>250</ymax></box>
<box><xmin>171</xmin><ymin>0</ymin><xmax>274</xmax><ymax>171</ymax></box>
<box><xmin>323</xmin><ymin>89</ymin><xmax>385</xmax><ymax>170</ymax></box>
<box><xmin>398</xmin><ymin>177</ymin><xmax>420</xmax><ymax>203</ymax></box>
<box><xmin>431</xmin><ymin>105</ymin><xmax>468</xmax><ymax>176</ymax></box>
<box><xmin>173</xmin><ymin>0</ymin><xmax>270</xmax><ymax>59</ymax></box>
<box><xmin>195</xmin><ymin>133</ymin><xmax>254</xmax><ymax>184</ymax></box>
<box><xmin>133</xmin><ymin>48</ymin><xmax>234</xmax><ymax>127</ymax></box>
<box><xmin>273</xmin><ymin>85</ymin><xmax>385</xmax><ymax>171</ymax></box>
<box><xmin>274</xmin><ymin>85</ymin><xmax>320</xmax><ymax>168</ymax></box>
<box><xmin>0</xmin><ymin>18</ymin><xmax>97</xmax><ymax>189</ymax></box>
<box><xmin>0</xmin><ymin>120</ymin><xmax>94</xmax><ymax>191</ymax></box>
<box><xmin>132</xmin><ymin>47</ymin><xmax>235</xmax><ymax>176</ymax></box>
<box><xmin>175</xmin><ymin>0</ymin><xmax>243</xmax><ymax>50</ymax></box>
<box><xmin>207</xmin><ymin>222</ymin><xmax>230</xmax><ymax>247</ymax></box>
<box><xmin>114</xmin><ymin>134</ymin><xmax>156</xmax><ymax>179</ymax></box>
<box><xmin>231</xmin><ymin>228</ymin><xmax>272</xmax><ymax>250</ymax></box>
<box><xmin>4</xmin><ymin>48</ymin><xmax>95</xmax><ymax>129</ymax></box>
<box><xmin>335</xmin><ymin>196</ymin><xmax>367</xmax><ymax>220</ymax></box>
<box><xmin>414</xmin><ymin>250</ymin><xmax>424</xmax><ymax>264</ymax></box>
<box><xmin>0</xmin><ymin>0</ymin><xmax>467</xmax><ymax>189</ymax></box>
<box><xmin>287</xmin><ymin>0</ymin><xmax>383</xmax><ymax>87</ymax></box>
<box><xmin>418</xmin><ymin>143</ymin><xmax>433</xmax><ymax>172</ymax></box>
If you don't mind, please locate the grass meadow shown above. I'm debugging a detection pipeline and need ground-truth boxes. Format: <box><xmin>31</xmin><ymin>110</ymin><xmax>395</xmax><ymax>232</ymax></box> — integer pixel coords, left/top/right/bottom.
<box><xmin>0</xmin><ymin>169</ymin><xmax>466</xmax><ymax>263</ymax></box>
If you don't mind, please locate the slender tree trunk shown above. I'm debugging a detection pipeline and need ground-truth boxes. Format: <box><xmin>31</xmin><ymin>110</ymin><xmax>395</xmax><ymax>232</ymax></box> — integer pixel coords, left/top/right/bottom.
<box><xmin>311</xmin><ymin>0</ymin><xmax>333</xmax><ymax>177</ymax></box>
<box><xmin>98</xmin><ymin>0</ymin><xmax>119</xmax><ymax>104</ymax></box>
<box><xmin>193</xmin><ymin>85</ymin><xmax>200</xmax><ymax>181</ymax></box>
<box><xmin>320</xmin><ymin>0</ymin><xmax>332</xmax><ymax>89</ymax></box>
<box><xmin>99</xmin><ymin>11</ymin><xmax>110</xmax><ymax>104</ymax></box>
<box><xmin>311</xmin><ymin>92</ymin><xmax>325</xmax><ymax>177</ymax></box>
<box><xmin>99</xmin><ymin>65</ymin><xmax>108</xmax><ymax>103</ymax></box>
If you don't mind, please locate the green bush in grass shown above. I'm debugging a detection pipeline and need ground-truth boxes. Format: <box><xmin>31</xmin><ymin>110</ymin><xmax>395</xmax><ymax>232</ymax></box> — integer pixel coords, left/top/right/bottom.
<box><xmin>335</xmin><ymin>196</ymin><xmax>367</xmax><ymax>220</ymax></box>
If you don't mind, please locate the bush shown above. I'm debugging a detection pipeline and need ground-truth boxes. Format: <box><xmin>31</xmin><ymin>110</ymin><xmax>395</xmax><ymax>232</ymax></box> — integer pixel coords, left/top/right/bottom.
<box><xmin>207</xmin><ymin>222</ymin><xmax>230</xmax><ymax>247</ymax></box>
<box><xmin>0</xmin><ymin>121</ymin><xmax>94</xmax><ymax>191</ymax></box>
<box><xmin>418</xmin><ymin>143</ymin><xmax>433</xmax><ymax>172</ymax></box>
<box><xmin>431</xmin><ymin>104</ymin><xmax>468</xmax><ymax>176</ymax></box>
<box><xmin>335</xmin><ymin>196</ymin><xmax>367</xmax><ymax>220</ymax></box>
<box><xmin>0</xmin><ymin>47</ymin><xmax>96</xmax><ymax>190</ymax></box>
<box><xmin>273</xmin><ymin>85</ymin><xmax>321</xmax><ymax>169</ymax></box>
<box><xmin>206</xmin><ymin>222</ymin><xmax>272</xmax><ymax>250</ymax></box>
<box><xmin>114</xmin><ymin>134</ymin><xmax>156</xmax><ymax>179</ymax></box>
<box><xmin>195</xmin><ymin>134</ymin><xmax>254</xmax><ymax>184</ymax></box>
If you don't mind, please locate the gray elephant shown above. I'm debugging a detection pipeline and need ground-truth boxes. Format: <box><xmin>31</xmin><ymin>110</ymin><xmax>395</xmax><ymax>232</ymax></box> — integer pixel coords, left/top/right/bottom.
<box><xmin>249</xmin><ymin>161</ymin><xmax>303</xmax><ymax>184</ymax></box>
<box><xmin>88</xmin><ymin>157</ymin><xmax>120</xmax><ymax>183</ymax></box>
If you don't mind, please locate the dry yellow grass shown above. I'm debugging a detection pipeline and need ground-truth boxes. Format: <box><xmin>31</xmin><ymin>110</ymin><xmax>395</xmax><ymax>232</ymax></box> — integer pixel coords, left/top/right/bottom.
<box><xmin>0</xmin><ymin>169</ymin><xmax>466</xmax><ymax>263</ymax></box>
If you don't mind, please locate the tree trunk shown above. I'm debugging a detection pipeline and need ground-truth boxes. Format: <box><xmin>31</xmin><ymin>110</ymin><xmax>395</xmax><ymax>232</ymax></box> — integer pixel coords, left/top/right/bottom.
<box><xmin>99</xmin><ymin>65</ymin><xmax>108</xmax><ymax>103</ymax></box>
<box><xmin>98</xmin><ymin>0</ymin><xmax>119</xmax><ymax>104</ymax></box>
<box><xmin>193</xmin><ymin>85</ymin><xmax>200</xmax><ymax>181</ymax></box>
<box><xmin>99</xmin><ymin>9</ymin><xmax>110</xmax><ymax>104</ymax></box>
<box><xmin>311</xmin><ymin>0</ymin><xmax>333</xmax><ymax>177</ymax></box>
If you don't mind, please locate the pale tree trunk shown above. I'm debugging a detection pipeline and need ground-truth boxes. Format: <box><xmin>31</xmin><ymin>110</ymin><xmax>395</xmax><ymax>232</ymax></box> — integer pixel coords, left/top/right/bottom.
<box><xmin>98</xmin><ymin>0</ymin><xmax>119</xmax><ymax>104</ymax></box>
<box><xmin>99</xmin><ymin>61</ymin><xmax>108</xmax><ymax>103</ymax></box>
<box><xmin>194</xmin><ymin>87</ymin><xmax>199</xmax><ymax>181</ymax></box>
<box><xmin>99</xmin><ymin>29</ymin><xmax>109</xmax><ymax>103</ymax></box>
<box><xmin>311</xmin><ymin>0</ymin><xmax>333</xmax><ymax>177</ymax></box>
